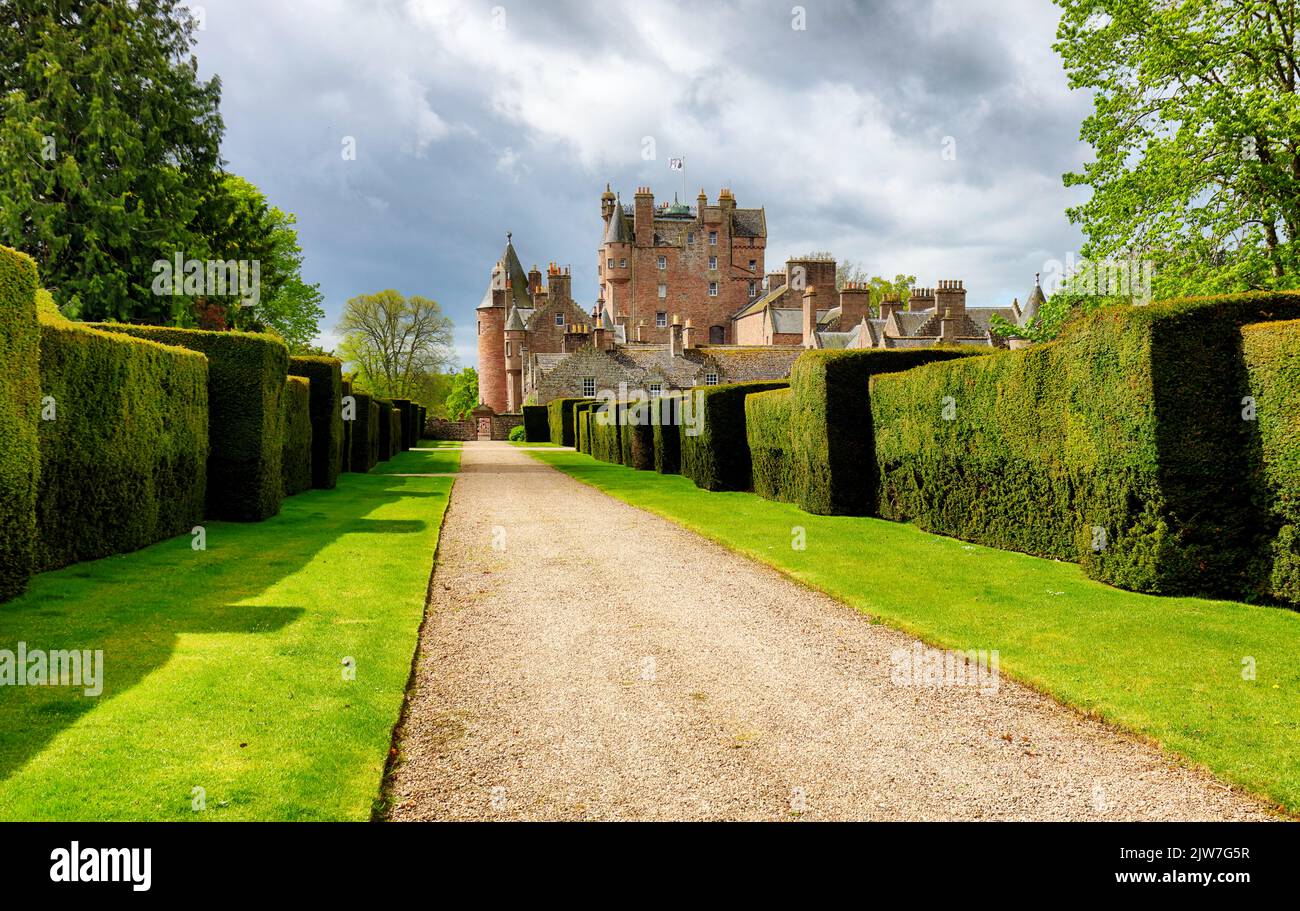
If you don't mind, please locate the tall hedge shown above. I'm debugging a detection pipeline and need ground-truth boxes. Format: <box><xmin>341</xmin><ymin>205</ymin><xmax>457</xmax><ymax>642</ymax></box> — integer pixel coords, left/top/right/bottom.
<box><xmin>349</xmin><ymin>392</ymin><xmax>381</xmax><ymax>473</ymax></box>
<box><xmin>0</xmin><ymin>248</ymin><xmax>44</xmax><ymax>599</ymax></box>
<box><xmin>651</xmin><ymin>395</ymin><xmax>684</xmax><ymax>475</ymax></box>
<box><xmin>35</xmin><ymin>317</ymin><xmax>209</xmax><ymax>570</ymax></box>
<box><xmin>281</xmin><ymin>376</ymin><xmax>313</xmax><ymax>496</ymax></box>
<box><xmin>389</xmin><ymin>407</ymin><xmax>402</xmax><ymax>458</ymax></box>
<box><xmin>97</xmin><ymin>325</ymin><xmax>288</xmax><ymax>522</ymax></box>
<box><xmin>1242</xmin><ymin>319</ymin><xmax>1300</xmax><ymax>604</ymax></box>
<box><xmin>340</xmin><ymin>379</ymin><xmax>353</xmax><ymax>472</ymax></box>
<box><xmin>679</xmin><ymin>381</ymin><xmax>787</xmax><ymax>491</ymax></box>
<box><xmin>391</xmin><ymin>398</ymin><xmax>415</xmax><ymax>450</ymax></box>
<box><xmin>574</xmin><ymin>401</ymin><xmax>598</xmax><ymax>453</ymax></box>
<box><xmin>522</xmin><ymin>404</ymin><xmax>550</xmax><ymax>442</ymax></box>
<box><xmin>590</xmin><ymin>403</ymin><xmax>622</xmax><ymax>463</ymax></box>
<box><xmin>625</xmin><ymin>399</ymin><xmax>655</xmax><ymax>470</ymax></box>
<box><xmin>871</xmin><ymin>290</ymin><xmax>1300</xmax><ymax>600</ymax></box>
<box><xmin>376</xmin><ymin>399</ymin><xmax>395</xmax><ymax>461</ymax></box>
<box><xmin>288</xmin><ymin>356</ymin><xmax>344</xmax><ymax>490</ymax></box>
<box><xmin>745</xmin><ymin>388</ymin><xmax>796</xmax><ymax>503</ymax></box>
<box><xmin>789</xmin><ymin>347</ymin><xmax>987</xmax><ymax>515</ymax></box>
<box><xmin>548</xmin><ymin>397</ymin><xmax>594</xmax><ymax>448</ymax></box>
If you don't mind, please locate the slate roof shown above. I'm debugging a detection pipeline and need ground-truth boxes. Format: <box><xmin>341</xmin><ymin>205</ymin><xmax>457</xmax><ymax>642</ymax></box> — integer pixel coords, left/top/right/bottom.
<box><xmin>731</xmin><ymin>208</ymin><xmax>766</xmax><ymax>238</ymax></box>
<box><xmin>603</xmin><ymin>197</ymin><xmax>633</xmax><ymax>244</ymax></box>
<box><xmin>477</xmin><ymin>236</ymin><xmax>532</xmax><ymax>311</ymax></box>
<box><xmin>1021</xmin><ymin>280</ymin><xmax>1045</xmax><ymax>327</ymax></box>
<box><xmin>504</xmin><ymin>307</ymin><xmax>527</xmax><ymax>331</ymax></box>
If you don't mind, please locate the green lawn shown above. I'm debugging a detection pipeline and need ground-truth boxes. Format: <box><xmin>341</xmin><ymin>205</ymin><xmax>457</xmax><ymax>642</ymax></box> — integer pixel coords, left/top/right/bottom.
<box><xmin>0</xmin><ymin>446</ymin><xmax>458</xmax><ymax>821</ymax></box>
<box><xmin>531</xmin><ymin>449</ymin><xmax>1300</xmax><ymax>815</ymax></box>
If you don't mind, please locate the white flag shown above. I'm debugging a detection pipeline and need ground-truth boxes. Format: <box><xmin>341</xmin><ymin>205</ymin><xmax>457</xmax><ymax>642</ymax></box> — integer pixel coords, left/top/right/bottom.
<box><xmin>669</xmin><ymin>157</ymin><xmax>684</xmax><ymax>171</ymax></box>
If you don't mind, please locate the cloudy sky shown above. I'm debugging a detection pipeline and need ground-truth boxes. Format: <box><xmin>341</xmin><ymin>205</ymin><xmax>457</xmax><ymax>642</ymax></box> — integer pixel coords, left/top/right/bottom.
<box><xmin>192</xmin><ymin>0</ymin><xmax>1093</xmax><ymax>365</ymax></box>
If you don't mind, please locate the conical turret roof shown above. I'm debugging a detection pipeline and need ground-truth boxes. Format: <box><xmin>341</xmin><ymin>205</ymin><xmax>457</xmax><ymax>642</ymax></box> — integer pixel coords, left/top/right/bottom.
<box><xmin>1020</xmin><ymin>275</ymin><xmax>1045</xmax><ymax>327</ymax></box>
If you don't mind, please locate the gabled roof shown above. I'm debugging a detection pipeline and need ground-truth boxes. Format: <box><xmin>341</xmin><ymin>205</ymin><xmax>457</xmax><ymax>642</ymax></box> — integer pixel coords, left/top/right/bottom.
<box><xmin>478</xmin><ymin>235</ymin><xmax>532</xmax><ymax>311</ymax></box>
<box><xmin>732</xmin><ymin>208</ymin><xmax>766</xmax><ymax>238</ymax></box>
<box><xmin>505</xmin><ymin>307</ymin><xmax>527</xmax><ymax>331</ymax></box>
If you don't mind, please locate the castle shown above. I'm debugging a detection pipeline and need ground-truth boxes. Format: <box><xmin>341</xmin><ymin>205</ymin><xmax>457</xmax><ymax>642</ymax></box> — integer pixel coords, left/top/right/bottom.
<box><xmin>476</xmin><ymin>185</ymin><xmax>1044</xmax><ymax>411</ymax></box>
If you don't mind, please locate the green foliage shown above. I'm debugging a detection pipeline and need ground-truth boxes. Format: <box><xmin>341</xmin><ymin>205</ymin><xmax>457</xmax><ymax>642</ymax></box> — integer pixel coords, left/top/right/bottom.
<box><xmin>376</xmin><ymin>400</ymin><xmax>395</xmax><ymax>461</ymax></box>
<box><xmin>745</xmin><ymin>388</ymin><xmax>796</xmax><ymax>503</ymax></box>
<box><xmin>37</xmin><ymin>318</ymin><xmax>209</xmax><ymax>569</ymax></box>
<box><xmin>789</xmin><ymin>347</ymin><xmax>987</xmax><ymax>515</ymax></box>
<box><xmin>340</xmin><ymin>378</ymin><xmax>352</xmax><ymax>473</ymax></box>
<box><xmin>576</xmin><ymin>402</ymin><xmax>599</xmax><ymax>454</ymax></box>
<box><xmin>337</xmin><ymin>291</ymin><xmax>455</xmax><ymax>399</ymax></box>
<box><xmin>1241</xmin><ymin>320</ymin><xmax>1300</xmax><ymax>603</ymax></box>
<box><xmin>0</xmin><ymin>1</ymin><xmax>222</xmax><ymax>323</ymax></box>
<box><xmin>547</xmin><ymin>397</ymin><xmax>594</xmax><ymax>448</ymax></box>
<box><xmin>679</xmin><ymin>381</ymin><xmax>787</xmax><ymax>491</ymax></box>
<box><xmin>389</xmin><ymin>407</ymin><xmax>402</xmax><ymax>459</ymax></box>
<box><xmin>1056</xmin><ymin>0</ymin><xmax>1300</xmax><ymax>298</ymax></box>
<box><xmin>281</xmin><ymin>376</ymin><xmax>313</xmax><ymax>497</ymax></box>
<box><xmin>0</xmin><ymin>247</ymin><xmax>42</xmax><ymax>599</ymax></box>
<box><xmin>444</xmin><ymin>367</ymin><xmax>480</xmax><ymax>421</ymax></box>
<box><xmin>348</xmin><ymin>392</ymin><xmax>381</xmax><ymax>473</ymax></box>
<box><xmin>391</xmin><ymin>398</ymin><xmax>416</xmax><ymax>450</ymax></box>
<box><xmin>590</xmin><ymin>404</ymin><xmax>623</xmax><ymax>464</ymax></box>
<box><xmin>872</xmin><ymin>290</ymin><xmax>1300</xmax><ymax>600</ymax></box>
<box><xmin>625</xmin><ymin>400</ymin><xmax>655</xmax><ymax>470</ymax></box>
<box><xmin>507</xmin><ymin>424</ymin><xmax>526</xmax><ymax>442</ymax></box>
<box><xmin>521</xmin><ymin>405</ymin><xmax>550</xmax><ymax>442</ymax></box>
<box><xmin>650</xmin><ymin>395</ymin><xmax>683</xmax><ymax>475</ymax></box>
<box><xmin>288</xmin><ymin>356</ymin><xmax>344</xmax><ymax>490</ymax></box>
<box><xmin>96</xmin><ymin>324</ymin><xmax>289</xmax><ymax>521</ymax></box>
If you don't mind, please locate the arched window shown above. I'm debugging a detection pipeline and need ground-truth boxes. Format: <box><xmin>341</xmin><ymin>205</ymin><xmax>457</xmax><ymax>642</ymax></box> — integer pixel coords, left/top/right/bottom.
<box><xmin>709</xmin><ymin>325</ymin><xmax>725</xmax><ymax>344</ymax></box>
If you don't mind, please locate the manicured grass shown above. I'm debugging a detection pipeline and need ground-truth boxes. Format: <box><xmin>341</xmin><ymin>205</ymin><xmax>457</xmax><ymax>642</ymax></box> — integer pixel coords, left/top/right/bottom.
<box><xmin>0</xmin><ymin>447</ymin><xmax>458</xmax><ymax>821</ymax></box>
<box><xmin>507</xmin><ymin>440</ymin><xmax>561</xmax><ymax>448</ymax></box>
<box><xmin>531</xmin><ymin>449</ymin><xmax>1300</xmax><ymax>815</ymax></box>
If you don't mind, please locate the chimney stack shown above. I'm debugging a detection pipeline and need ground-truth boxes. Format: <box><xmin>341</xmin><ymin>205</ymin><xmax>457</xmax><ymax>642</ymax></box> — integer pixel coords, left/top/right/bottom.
<box><xmin>669</xmin><ymin>315</ymin><xmax>684</xmax><ymax>358</ymax></box>
<box><xmin>940</xmin><ymin>306</ymin><xmax>959</xmax><ymax>344</ymax></box>
<box><xmin>803</xmin><ymin>286</ymin><xmax>818</xmax><ymax>348</ymax></box>
<box><xmin>879</xmin><ymin>294</ymin><xmax>901</xmax><ymax>321</ymax></box>
<box><xmin>635</xmin><ymin>319</ymin><xmax>645</xmax><ymax>343</ymax></box>
<box><xmin>634</xmin><ymin>186</ymin><xmax>654</xmax><ymax>247</ymax></box>
<box><xmin>934</xmin><ymin>279</ymin><xmax>967</xmax><ymax>320</ymax></box>
<box><xmin>909</xmin><ymin>286</ymin><xmax>935</xmax><ymax>312</ymax></box>
<box><xmin>838</xmin><ymin>281</ymin><xmax>871</xmax><ymax>327</ymax></box>
<box><xmin>683</xmin><ymin>319</ymin><xmax>697</xmax><ymax>349</ymax></box>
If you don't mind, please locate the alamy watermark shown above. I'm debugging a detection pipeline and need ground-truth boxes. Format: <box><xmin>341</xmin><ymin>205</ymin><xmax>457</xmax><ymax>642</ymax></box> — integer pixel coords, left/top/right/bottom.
<box><xmin>1041</xmin><ymin>252</ymin><xmax>1154</xmax><ymax>304</ymax></box>
<box><xmin>890</xmin><ymin>642</ymin><xmax>999</xmax><ymax>695</ymax></box>
<box><xmin>0</xmin><ymin>642</ymin><xmax>103</xmax><ymax>696</ymax></box>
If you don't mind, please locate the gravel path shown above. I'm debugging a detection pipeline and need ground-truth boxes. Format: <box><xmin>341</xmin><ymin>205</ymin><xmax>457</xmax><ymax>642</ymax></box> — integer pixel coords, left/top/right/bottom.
<box><xmin>387</xmin><ymin>442</ymin><xmax>1275</xmax><ymax>821</ymax></box>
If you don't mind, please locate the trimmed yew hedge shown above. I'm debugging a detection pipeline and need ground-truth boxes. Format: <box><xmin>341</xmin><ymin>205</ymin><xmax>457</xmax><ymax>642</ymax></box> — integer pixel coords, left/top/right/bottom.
<box><xmin>789</xmin><ymin>347</ymin><xmax>987</xmax><ymax>515</ymax></box>
<box><xmin>281</xmin><ymin>376</ymin><xmax>313</xmax><ymax>496</ymax></box>
<box><xmin>522</xmin><ymin>404</ymin><xmax>550</xmax><ymax>442</ymax></box>
<box><xmin>745</xmin><ymin>387</ymin><xmax>796</xmax><ymax>503</ymax></box>
<box><xmin>0</xmin><ymin>247</ymin><xmax>40</xmax><ymax>600</ymax></box>
<box><xmin>288</xmin><ymin>356</ymin><xmax>344</xmax><ymax>489</ymax></box>
<box><xmin>625</xmin><ymin>400</ymin><xmax>655</xmax><ymax>470</ymax></box>
<box><xmin>97</xmin><ymin>324</ymin><xmax>288</xmax><ymax>521</ymax></box>
<box><xmin>349</xmin><ymin>392</ymin><xmax>381</xmax><ymax>472</ymax></box>
<box><xmin>548</xmin><ymin>397</ymin><xmax>595</xmax><ymax>448</ymax></box>
<box><xmin>574</xmin><ymin>401</ymin><xmax>598</xmax><ymax>453</ymax></box>
<box><xmin>389</xmin><ymin>406</ymin><xmax>402</xmax><ymax>458</ymax></box>
<box><xmin>1242</xmin><ymin>319</ymin><xmax>1300</xmax><ymax>604</ymax></box>
<box><xmin>680</xmin><ymin>381</ymin><xmax>787</xmax><ymax>491</ymax></box>
<box><xmin>872</xmin><ymin>290</ymin><xmax>1300</xmax><ymax>600</ymax></box>
<box><xmin>340</xmin><ymin>379</ymin><xmax>353</xmax><ymax>472</ymax></box>
<box><xmin>651</xmin><ymin>395</ymin><xmax>684</xmax><ymax>474</ymax></box>
<box><xmin>590</xmin><ymin>403</ymin><xmax>622</xmax><ymax>463</ymax></box>
<box><xmin>376</xmin><ymin>399</ymin><xmax>395</xmax><ymax>460</ymax></box>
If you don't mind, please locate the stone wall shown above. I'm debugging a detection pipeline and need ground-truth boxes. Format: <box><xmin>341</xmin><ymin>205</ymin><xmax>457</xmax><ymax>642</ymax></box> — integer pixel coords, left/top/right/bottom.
<box><xmin>424</xmin><ymin>418</ymin><xmax>475</xmax><ymax>441</ymax></box>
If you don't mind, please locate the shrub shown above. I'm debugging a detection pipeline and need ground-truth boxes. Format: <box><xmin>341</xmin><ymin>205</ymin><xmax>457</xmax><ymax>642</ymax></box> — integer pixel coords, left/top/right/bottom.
<box><xmin>391</xmin><ymin>398</ymin><xmax>417</xmax><ymax>450</ymax></box>
<box><xmin>288</xmin><ymin>356</ymin><xmax>344</xmax><ymax>490</ymax></box>
<box><xmin>349</xmin><ymin>392</ymin><xmax>381</xmax><ymax>472</ymax></box>
<box><xmin>390</xmin><ymin>406</ymin><xmax>402</xmax><ymax>457</ymax></box>
<box><xmin>574</xmin><ymin>401</ymin><xmax>598</xmax><ymax>453</ymax></box>
<box><xmin>871</xmin><ymin>290</ymin><xmax>1300</xmax><ymax>599</ymax></box>
<box><xmin>789</xmin><ymin>347</ymin><xmax>987</xmax><ymax>515</ymax></box>
<box><xmin>96</xmin><ymin>324</ymin><xmax>288</xmax><ymax>521</ymax></box>
<box><xmin>376</xmin><ymin>399</ymin><xmax>395</xmax><ymax>461</ymax></box>
<box><xmin>0</xmin><ymin>248</ymin><xmax>44</xmax><ymax>598</ymax></box>
<box><xmin>625</xmin><ymin>399</ymin><xmax>655</xmax><ymax>470</ymax></box>
<box><xmin>548</xmin><ymin>397</ymin><xmax>594</xmax><ymax>448</ymax></box>
<box><xmin>508</xmin><ymin>424</ymin><xmax>526</xmax><ymax>442</ymax></box>
<box><xmin>679</xmin><ymin>381</ymin><xmax>787</xmax><ymax>491</ymax></box>
<box><xmin>1242</xmin><ymin>319</ymin><xmax>1300</xmax><ymax>604</ymax></box>
<box><xmin>281</xmin><ymin>376</ymin><xmax>313</xmax><ymax>496</ymax></box>
<box><xmin>522</xmin><ymin>404</ymin><xmax>550</xmax><ymax>442</ymax></box>
<box><xmin>35</xmin><ymin>318</ymin><xmax>210</xmax><ymax>570</ymax></box>
<box><xmin>418</xmin><ymin>405</ymin><xmax>427</xmax><ymax>441</ymax></box>
<box><xmin>745</xmin><ymin>387</ymin><xmax>796</xmax><ymax>503</ymax></box>
<box><xmin>590</xmin><ymin>403</ymin><xmax>622</xmax><ymax>463</ymax></box>
<box><xmin>651</xmin><ymin>395</ymin><xmax>684</xmax><ymax>475</ymax></box>
<box><xmin>340</xmin><ymin>379</ymin><xmax>353</xmax><ymax>472</ymax></box>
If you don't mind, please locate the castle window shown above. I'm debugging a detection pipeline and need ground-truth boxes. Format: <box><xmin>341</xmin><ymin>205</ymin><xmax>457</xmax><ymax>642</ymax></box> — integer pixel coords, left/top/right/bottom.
<box><xmin>656</xmin><ymin>311</ymin><xmax>667</xmax><ymax>328</ymax></box>
<box><xmin>705</xmin><ymin>372</ymin><xmax>719</xmax><ymax>386</ymax></box>
<box><xmin>708</xmin><ymin>282</ymin><xmax>718</xmax><ymax>297</ymax></box>
<box><xmin>505</xmin><ymin>341</ymin><xmax>511</xmax><ymax>356</ymax></box>
<box><xmin>554</xmin><ymin>312</ymin><xmax>565</xmax><ymax>327</ymax></box>
<box><xmin>477</xmin><ymin>320</ymin><xmax>481</xmax><ymax>335</ymax></box>
<box><xmin>708</xmin><ymin>231</ymin><xmax>717</xmax><ymax>245</ymax></box>
<box><xmin>657</xmin><ymin>256</ymin><xmax>667</xmax><ymax>269</ymax></box>
<box><xmin>749</xmin><ymin>259</ymin><xmax>757</xmax><ymax>271</ymax></box>
<box><xmin>649</xmin><ymin>383</ymin><xmax>662</xmax><ymax>397</ymax></box>
<box><xmin>619</xmin><ymin>258</ymin><xmax>627</xmax><ymax>268</ymax></box>
<box><xmin>658</xmin><ymin>283</ymin><xmax>667</xmax><ymax>299</ymax></box>
<box><xmin>607</xmin><ymin>258</ymin><xmax>615</xmax><ymax>269</ymax></box>
<box><xmin>709</xmin><ymin>325</ymin><xmax>725</xmax><ymax>344</ymax></box>
<box><xmin>748</xmin><ymin>281</ymin><xmax>757</xmax><ymax>298</ymax></box>
<box><xmin>708</xmin><ymin>256</ymin><xmax>718</xmax><ymax>270</ymax></box>
<box><xmin>687</xmin><ymin>232</ymin><xmax>695</xmax><ymax>244</ymax></box>
<box><xmin>582</xmin><ymin>377</ymin><xmax>596</xmax><ymax>397</ymax></box>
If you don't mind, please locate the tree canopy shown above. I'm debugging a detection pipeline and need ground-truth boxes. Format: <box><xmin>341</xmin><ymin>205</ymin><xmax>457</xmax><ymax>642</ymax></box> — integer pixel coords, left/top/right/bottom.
<box><xmin>338</xmin><ymin>290</ymin><xmax>455</xmax><ymax>401</ymax></box>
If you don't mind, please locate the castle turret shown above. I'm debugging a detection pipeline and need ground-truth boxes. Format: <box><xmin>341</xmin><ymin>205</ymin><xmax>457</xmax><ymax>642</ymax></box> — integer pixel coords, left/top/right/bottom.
<box><xmin>476</xmin><ymin>232</ymin><xmax>529</xmax><ymax>413</ymax></box>
<box><xmin>601</xmin><ymin>183</ymin><xmax>616</xmax><ymax>223</ymax></box>
<box><xmin>504</xmin><ymin>306</ymin><xmax>526</xmax><ymax>412</ymax></box>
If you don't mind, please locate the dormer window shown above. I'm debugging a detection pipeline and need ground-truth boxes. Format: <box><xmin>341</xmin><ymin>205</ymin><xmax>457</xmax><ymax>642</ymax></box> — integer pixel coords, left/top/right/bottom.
<box><xmin>555</xmin><ymin>312</ymin><xmax>565</xmax><ymax>327</ymax></box>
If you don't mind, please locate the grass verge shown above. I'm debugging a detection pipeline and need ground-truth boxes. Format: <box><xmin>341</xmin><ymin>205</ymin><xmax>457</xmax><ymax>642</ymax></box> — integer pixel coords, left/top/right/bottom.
<box><xmin>0</xmin><ymin>447</ymin><xmax>458</xmax><ymax>821</ymax></box>
<box><xmin>530</xmin><ymin>449</ymin><xmax>1300</xmax><ymax>815</ymax></box>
